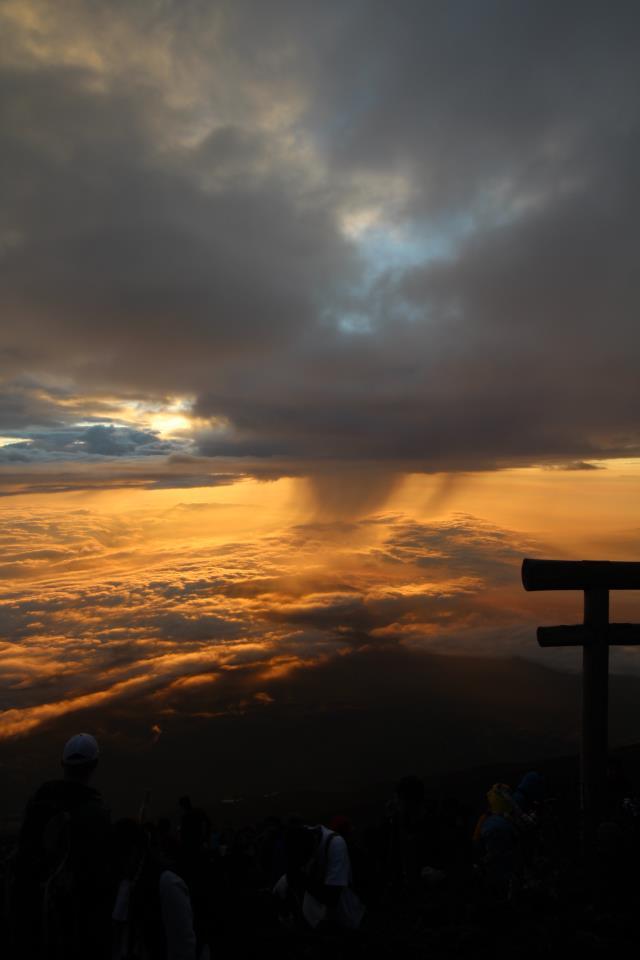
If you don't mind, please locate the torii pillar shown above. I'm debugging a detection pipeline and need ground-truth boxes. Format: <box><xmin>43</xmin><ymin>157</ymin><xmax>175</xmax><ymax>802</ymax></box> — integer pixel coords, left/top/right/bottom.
<box><xmin>522</xmin><ymin>558</ymin><xmax>640</xmax><ymax>828</ymax></box>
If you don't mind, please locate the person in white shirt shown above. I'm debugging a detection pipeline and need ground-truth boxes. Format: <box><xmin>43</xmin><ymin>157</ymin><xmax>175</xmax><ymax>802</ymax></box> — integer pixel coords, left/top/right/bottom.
<box><xmin>274</xmin><ymin>823</ymin><xmax>365</xmax><ymax>932</ymax></box>
<box><xmin>112</xmin><ymin>818</ymin><xmax>197</xmax><ymax>960</ymax></box>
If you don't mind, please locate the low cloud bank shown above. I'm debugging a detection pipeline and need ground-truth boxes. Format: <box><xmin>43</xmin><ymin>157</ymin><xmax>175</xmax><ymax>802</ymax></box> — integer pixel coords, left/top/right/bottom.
<box><xmin>0</xmin><ymin>511</ymin><xmax>547</xmax><ymax>740</ymax></box>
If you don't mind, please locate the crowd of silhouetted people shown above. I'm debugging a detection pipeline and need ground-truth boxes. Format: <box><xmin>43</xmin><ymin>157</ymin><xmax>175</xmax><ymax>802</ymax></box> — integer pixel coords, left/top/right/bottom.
<box><xmin>2</xmin><ymin>733</ymin><xmax>640</xmax><ymax>958</ymax></box>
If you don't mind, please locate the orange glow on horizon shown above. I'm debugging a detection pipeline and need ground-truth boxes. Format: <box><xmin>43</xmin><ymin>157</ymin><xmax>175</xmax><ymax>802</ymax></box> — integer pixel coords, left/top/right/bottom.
<box><xmin>1</xmin><ymin>461</ymin><xmax>640</xmax><ymax>739</ymax></box>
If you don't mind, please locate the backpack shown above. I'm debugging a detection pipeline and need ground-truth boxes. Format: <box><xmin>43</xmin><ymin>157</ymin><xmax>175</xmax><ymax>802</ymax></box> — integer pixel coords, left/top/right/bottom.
<box><xmin>11</xmin><ymin>783</ymin><xmax>110</xmax><ymax>960</ymax></box>
<box><xmin>41</xmin><ymin>810</ymin><xmax>79</xmax><ymax>957</ymax></box>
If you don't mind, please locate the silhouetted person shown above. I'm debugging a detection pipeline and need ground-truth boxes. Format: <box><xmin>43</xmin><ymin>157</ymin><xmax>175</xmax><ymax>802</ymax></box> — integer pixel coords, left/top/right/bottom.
<box><xmin>178</xmin><ymin>796</ymin><xmax>210</xmax><ymax>863</ymax></box>
<box><xmin>112</xmin><ymin>818</ymin><xmax>197</xmax><ymax>960</ymax></box>
<box><xmin>177</xmin><ymin>797</ymin><xmax>210</xmax><ymax>954</ymax></box>
<box><xmin>473</xmin><ymin>783</ymin><xmax>521</xmax><ymax>900</ymax></box>
<box><xmin>389</xmin><ymin>775</ymin><xmax>428</xmax><ymax>887</ymax></box>
<box><xmin>275</xmin><ymin>822</ymin><xmax>365</xmax><ymax>932</ymax></box>
<box><xmin>328</xmin><ymin>813</ymin><xmax>377</xmax><ymax>907</ymax></box>
<box><xmin>9</xmin><ymin>733</ymin><xmax>111</xmax><ymax>959</ymax></box>
<box><xmin>512</xmin><ymin>771</ymin><xmax>545</xmax><ymax>816</ymax></box>
<box><xmin>157</xmin><ymin>817</ymin><xmax>181</xmax><ymax>864</ymax></box>
<box><xmin>258</xmin><ymin>816</ymin><xmax>287</xmax><ymax>889</ymax></box>
<box><xmin>605</xmin><ymin>757</ymin><xmax>632</xmax><ymax>820</ymax></box>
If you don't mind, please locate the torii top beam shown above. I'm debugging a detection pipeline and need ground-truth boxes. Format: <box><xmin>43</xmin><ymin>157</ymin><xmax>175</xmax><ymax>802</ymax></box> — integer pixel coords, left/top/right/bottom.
<box><xmin>522</xmin><ymin>558</ymin><xmax>640</xmax><ymax>592</ymax></box>
<box><xmin>522</xmin><ymin>558</ymin><xmax>640</xmax><ymax>647</ymax></box>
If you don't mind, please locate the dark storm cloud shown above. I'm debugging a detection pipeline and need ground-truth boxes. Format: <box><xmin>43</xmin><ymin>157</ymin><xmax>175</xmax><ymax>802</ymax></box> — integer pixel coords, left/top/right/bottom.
<box><xmin>304</xmin><ymin>1</ymin><xmax>639</xmax><ymax>205</ymax></box>
<box><xmin>0</xmin><ymin>55</ymin><xmax>354</xmax><ymax>393</ymax></box>
<box><xmin>550</xmin><ymin>461</ymin><xmax>606</xmax><ymax>472</ymax></box>
<box><xmin>2</xmin><ymin>1</ymin><xmax>640</xmax><ymax>468</ymax></box>
<box><xmin>0</xmin><ymin>459</ymin><xmax>243</xmax><ymax>497</ymax></box>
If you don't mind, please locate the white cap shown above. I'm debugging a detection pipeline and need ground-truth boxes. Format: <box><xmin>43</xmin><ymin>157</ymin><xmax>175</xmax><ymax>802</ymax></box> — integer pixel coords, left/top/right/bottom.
<box><xmin>62</xmin><ymin>733</ymin><xmax>99</xmax><ymax>766</ymax></box>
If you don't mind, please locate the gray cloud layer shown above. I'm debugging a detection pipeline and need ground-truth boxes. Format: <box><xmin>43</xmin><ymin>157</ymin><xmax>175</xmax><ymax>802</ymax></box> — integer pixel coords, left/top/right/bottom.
<box><xmin>2</xmin><ymin>1</ymin><xmax>640</xmax><ymax>470</ymax></box>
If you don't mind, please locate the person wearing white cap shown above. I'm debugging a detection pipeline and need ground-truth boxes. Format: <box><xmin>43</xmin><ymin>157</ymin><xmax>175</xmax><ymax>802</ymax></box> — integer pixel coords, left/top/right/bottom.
<box><xmin>61</xmin><ymin>731</ymin><xmax>100</xmax><ymax>775</ymax></box>
<box><xmin>9</xmin><ymin>732</ymin><xmax>111</xmax><ymax>959</ymax></box>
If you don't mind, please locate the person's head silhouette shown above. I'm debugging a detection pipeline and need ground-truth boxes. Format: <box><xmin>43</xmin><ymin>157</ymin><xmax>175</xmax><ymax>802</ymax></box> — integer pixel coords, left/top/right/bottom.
<box><xmin>61</xmin><ymin>732</ymin><xmax>99</xmax><ymax>783</ymax></box>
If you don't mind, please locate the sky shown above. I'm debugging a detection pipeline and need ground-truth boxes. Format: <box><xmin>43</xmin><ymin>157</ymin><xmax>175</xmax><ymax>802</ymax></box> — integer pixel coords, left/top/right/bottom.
<box><xmin>2</xmin><ymin>0</ymin><xmax>640</xmax><ymax>806</ymax></box>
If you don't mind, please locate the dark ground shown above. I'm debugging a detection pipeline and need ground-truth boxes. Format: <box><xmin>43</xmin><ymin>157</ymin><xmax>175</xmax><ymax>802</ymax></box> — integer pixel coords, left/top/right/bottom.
<box><xmin>4</xmin><ymin>649</ymin><xmax>640</xmax><ymax>828</ymax></box>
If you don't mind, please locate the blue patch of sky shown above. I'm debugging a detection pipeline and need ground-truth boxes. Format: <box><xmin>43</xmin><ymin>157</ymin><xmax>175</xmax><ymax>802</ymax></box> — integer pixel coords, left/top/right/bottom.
<box><xmin>338</xmin><ymin>311</ymin><xmax>373</xmax><ymax>334</ymax></box>
<box><xmin>336</xmin><ymin>212</ymin><xmax>475</xmax><ymax>335</ymax></box>
<box><xmin>73</xmin><ymin>420</ymin><xmax>132</xmax><ymax>429</ymax></box>
<box><xmin>357</xmin><ymin>212</ymin><xmax>475</xmax><ymax>282</ymax></box>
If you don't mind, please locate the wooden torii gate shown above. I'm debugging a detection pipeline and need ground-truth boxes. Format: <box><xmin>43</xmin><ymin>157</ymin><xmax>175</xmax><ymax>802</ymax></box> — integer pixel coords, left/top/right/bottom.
<box><xmin>522</xmin><ymin>558</ymin><xmax>640</xmax><ymax>825</ymax></box>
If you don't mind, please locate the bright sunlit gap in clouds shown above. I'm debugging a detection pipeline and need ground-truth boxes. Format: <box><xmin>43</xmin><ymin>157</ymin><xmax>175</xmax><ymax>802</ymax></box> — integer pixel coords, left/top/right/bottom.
<box><xmin>115</xmin><ymin>396</ymin><xmax>197</xmax><ymax>438</ymax></box>
<box><xmin>76</xmin><ymin>395</ymin><xmax>199</xmax><ymax>438</ymax></box>
<box><xmin>0</xmin><ymin>437</ymin><xmax>30</xmax><ymax>448</ymax></box>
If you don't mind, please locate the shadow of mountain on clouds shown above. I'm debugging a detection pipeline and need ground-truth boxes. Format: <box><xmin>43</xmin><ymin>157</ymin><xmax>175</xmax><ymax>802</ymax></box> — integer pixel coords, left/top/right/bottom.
<box><xmin>4</xmin><ymin>647</ymin><xmax>640</xmax><ymax>821</ymax></box>
<box><xmin>1</xmin><ymin>511</ymin><xmax>640</xmax><ymax>817</ymax></box>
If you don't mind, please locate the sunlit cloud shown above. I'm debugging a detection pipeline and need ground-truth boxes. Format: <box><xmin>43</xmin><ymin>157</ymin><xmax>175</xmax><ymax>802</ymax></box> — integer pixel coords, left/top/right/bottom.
<box><xmin>0</xmin><ymin>437</ymin><xmax>30</xmax><ymax>448</ymax></box>
<box><xmin>0</xmin><ymin>497</ymin><xmax>553</xmax><ymax>740</ymax></box>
